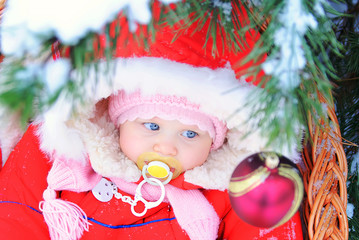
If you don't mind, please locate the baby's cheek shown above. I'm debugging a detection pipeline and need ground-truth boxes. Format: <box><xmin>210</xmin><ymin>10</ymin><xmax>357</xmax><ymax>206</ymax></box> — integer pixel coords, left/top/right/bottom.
<box><xmin>182</xmin><ymin>155</ymin><xmax>208</xmax><ymax>171</ymax></box>
<box><xmin>119</xmin><ymin>137</ymin><xmax>137</xmax><ymax>162</ymax></box>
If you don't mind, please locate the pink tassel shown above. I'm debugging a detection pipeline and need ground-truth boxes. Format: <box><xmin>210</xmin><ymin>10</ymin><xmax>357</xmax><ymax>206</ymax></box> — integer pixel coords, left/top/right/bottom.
<box><xmin>39</xmin><ymin>188</ymin><xmax>90</xmax><ymax>240</ymax></box>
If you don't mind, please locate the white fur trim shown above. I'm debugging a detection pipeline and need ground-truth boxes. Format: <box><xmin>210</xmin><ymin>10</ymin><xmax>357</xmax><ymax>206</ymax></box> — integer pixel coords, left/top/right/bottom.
<box><xmin>0</xmin><ymin>107</ymin><xmax>24</xmax><ymax>165</ymax></box>
<box><xmin>35</xmin><ymin>94</ymin><xmax>88</xmax><ymax>161</ymax></box>
<box><xmin>69</xmin><ymin>107</ymin><xmax>141</xmax><ymax>182</ymax></box>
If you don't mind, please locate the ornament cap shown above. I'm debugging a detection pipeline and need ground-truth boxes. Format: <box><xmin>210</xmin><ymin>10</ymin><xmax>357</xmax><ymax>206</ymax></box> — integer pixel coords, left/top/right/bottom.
<box><xmin>262</xmin><ymin>152</ymin><xmax>280</xmax><ymax>169</ymax></box>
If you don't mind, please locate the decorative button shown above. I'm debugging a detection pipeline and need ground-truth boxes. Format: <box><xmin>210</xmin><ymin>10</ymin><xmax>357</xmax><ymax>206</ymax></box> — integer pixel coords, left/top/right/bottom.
<box><xmin>92</xmin><ymin>178</ymin><xmax>114</xmax><ymax>202</ymax></box>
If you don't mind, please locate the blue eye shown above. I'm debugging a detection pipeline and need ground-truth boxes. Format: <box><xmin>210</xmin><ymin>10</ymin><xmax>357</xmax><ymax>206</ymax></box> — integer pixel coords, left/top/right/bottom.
<box><xmin>144</xmin><ymin>122</ymin><xmax>159</xmax><ymax>131</ymax></box>
<box><xmin>182</xmin><ymin>130</ymin><xmax>198</xmax><ymax>139</ymax></box>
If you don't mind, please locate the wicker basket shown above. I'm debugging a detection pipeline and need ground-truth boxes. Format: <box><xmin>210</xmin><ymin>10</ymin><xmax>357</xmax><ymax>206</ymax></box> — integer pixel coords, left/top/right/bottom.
<box><xmin>299</xmin><ymin>92</ymin><xmax>349</xmax><ymax>240</ymax></box>
<box><xmin>250</xmin><ymin>7</ymin><xmax>349</xmax><ymax>240</ymax></box>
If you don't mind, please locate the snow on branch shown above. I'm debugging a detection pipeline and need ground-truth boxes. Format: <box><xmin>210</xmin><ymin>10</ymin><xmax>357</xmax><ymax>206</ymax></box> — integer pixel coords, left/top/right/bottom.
<box><xmin>261</xmin><ymin>0</ymin><xmax>323</xmax><ymax>91</ymax></box>
<box><xmin>0</xmin><ymin>0</ymin><xmax>178</xmax><ymax>56</ymax></box>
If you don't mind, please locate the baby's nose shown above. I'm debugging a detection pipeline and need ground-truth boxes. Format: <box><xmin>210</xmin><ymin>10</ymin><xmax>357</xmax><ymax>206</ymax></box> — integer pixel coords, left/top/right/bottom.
<box><xmin>153</xmin><ymin>141</ymin><xmax>178</xmax><ymax>156</ymax></box>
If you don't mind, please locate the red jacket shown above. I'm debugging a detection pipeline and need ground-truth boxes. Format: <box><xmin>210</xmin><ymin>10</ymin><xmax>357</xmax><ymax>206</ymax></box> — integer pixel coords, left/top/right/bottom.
<box><xmin>0</xmin><ymin>125</ymin><xmax>304</xmax><ymax>239</ymax></box>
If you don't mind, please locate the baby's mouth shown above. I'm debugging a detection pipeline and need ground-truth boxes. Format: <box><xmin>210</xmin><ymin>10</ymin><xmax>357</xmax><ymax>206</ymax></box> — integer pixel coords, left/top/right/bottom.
<box><xmin>136</xmin><ymin>152</ymin><xmax>183</xmax><ymax>184</ymax></box>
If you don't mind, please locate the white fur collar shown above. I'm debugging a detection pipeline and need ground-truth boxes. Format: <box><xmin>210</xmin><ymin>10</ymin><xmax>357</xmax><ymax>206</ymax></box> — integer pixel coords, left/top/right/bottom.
<box><xmin>36</xmin><ymin>100</ymin><xmax>300</xmax><ymax>190</ymax></box>
<box><xmin>0</xmin><ymin>108</ymin><xmax>23</xmax><ymax>166</ymax></box>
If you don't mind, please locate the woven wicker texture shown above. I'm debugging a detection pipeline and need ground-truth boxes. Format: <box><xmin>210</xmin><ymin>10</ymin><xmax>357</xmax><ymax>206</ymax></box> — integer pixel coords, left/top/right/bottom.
<box><xmin>299</xmin><ymin>92</ymin><xmax>349</xmax><ymax>240</ymax></box>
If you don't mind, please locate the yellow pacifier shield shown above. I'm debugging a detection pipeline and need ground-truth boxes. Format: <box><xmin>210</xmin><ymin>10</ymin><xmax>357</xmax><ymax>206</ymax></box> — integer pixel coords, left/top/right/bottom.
<box><xmin>147</xmin><ymin>161</ymin><xmax>170</xmax><ymax>179</ymax></box>
<box><xmin>136</xmin><ymin>152</ymin><xmax>183</xmax><ymax>179</ymax></box>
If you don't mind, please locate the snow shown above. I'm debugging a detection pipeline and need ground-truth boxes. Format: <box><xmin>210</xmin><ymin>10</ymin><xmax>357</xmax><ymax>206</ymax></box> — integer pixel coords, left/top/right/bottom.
<box><xmin>14</xmin><ymin>64</ymin><xmax>42</xmax><ymax>83</ymax></box>
<box><xmin>346</xmin><ymin>153</ymin><xmax>358</xmax><ymax>221</ymax></box>
<box><xmin>314</xmin><ymin>1</ymin><xmax>325</xmax><ymax>16</ymax></box>
<box><xmin>259</xmin><ymin>228</ymin><xmax>274</xmax><ymax>237</ymax></box>
<box><xmin>347</xmin><ymin>202</ymin><xmax>355</xmax><ymax>219</ymax></box>
<box><xmin>262</xmin><ymin>0</ymin><xmax>318</xmax><ymax>92</ymax></box>
<box><xmin>0</xmin><ymin>0</ymin><xmax>179</xmax><ymax>56</ymax></box>
<box><xmin>10</xmin><ymin>58</ymin><xmax>70</xmax><ymax>94</ymax></box>
<box><xmin>248</xmin><ymin>0</ymin><xmax>263</xmax><ymax>7</ymax></box>
<box><xmin>350</xmin><ymin>152</ymin><xmax>359</xmax><ymax>174</ymax></box>
<box><xmin>44</xmin><ymin>59</ymin><xmax>71</xmax><ymax>94</ymax></box>
<box><xmin>212</xmin><ymin>0</ymin><xmax>232</xmax><ymax>19</ymax></box>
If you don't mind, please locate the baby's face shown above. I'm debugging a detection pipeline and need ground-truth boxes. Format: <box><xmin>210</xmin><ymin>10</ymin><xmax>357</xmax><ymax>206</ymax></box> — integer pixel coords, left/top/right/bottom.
<box><xmin>119</xmin><ymin>117</ymin><xmax>213</xmax><ymax>172</ymax></box>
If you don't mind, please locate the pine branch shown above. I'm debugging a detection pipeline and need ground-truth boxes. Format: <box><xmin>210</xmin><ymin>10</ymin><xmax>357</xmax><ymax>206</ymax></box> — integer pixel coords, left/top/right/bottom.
<box><xmin>0</xmin><ymin>0</ymin><xmax>344</xmax><ymax>152</ymax></box>
<box><xmin>236</xmin><ymin>0</ymin><xmax>344</xmax><ymax>152</ymax></box>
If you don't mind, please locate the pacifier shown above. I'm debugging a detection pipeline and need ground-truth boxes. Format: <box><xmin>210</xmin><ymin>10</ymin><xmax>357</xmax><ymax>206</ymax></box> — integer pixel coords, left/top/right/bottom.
<box><xmin>136</xmin><ymin>152</ymin><xmax>183</xmax><ymax>185</ymax></box>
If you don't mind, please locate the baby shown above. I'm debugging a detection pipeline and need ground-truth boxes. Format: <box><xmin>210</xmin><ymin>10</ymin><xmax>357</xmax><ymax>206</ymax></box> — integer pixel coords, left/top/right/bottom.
<box><xmin>0</xmin><ymin>8</ymin><xmax>304</xmax><ymax>240</ymax></box>
<box><xmin>108</xmin><ymin>90</ymin><xmax>227</xmax><ymax>185</ymax></box>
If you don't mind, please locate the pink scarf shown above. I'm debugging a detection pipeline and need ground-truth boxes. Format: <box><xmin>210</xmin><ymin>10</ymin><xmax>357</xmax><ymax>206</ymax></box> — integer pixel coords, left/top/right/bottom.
<box><xmin>40</xmin><ymin>157</ymin><xmax>220</xmax><ymax>240</ymax></box>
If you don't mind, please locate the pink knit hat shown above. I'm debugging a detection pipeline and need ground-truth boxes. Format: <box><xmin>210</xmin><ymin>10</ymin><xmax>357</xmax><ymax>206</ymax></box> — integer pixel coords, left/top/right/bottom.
<box><xmin>108</xmin><ymin>90</ymin><xmax>227</xmax><ymax>150</ymax></box>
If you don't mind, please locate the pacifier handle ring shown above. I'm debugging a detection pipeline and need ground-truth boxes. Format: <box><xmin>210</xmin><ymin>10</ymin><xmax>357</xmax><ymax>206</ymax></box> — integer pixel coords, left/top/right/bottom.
<box><xmin>131</xmin><ymin>203</ymin><xmax>148</xmax><ymax>217</ymax></box>
<box><xmin>131</xmin><ymin>178</ymin><xmax>166</xmax><ymax>217</ymax></box>
<box><xmin>142</xmin><ymin>164</ymin><xmax>173</xmax><ymax>186</ymax></box>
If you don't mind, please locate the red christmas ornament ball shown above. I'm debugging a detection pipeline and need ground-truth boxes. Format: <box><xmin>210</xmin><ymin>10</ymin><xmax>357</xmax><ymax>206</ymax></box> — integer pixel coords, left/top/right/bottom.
<box><xmin>229</xmin><ymin>152</ymin><xmax>303</xmax><ymax>228</ymax></box>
